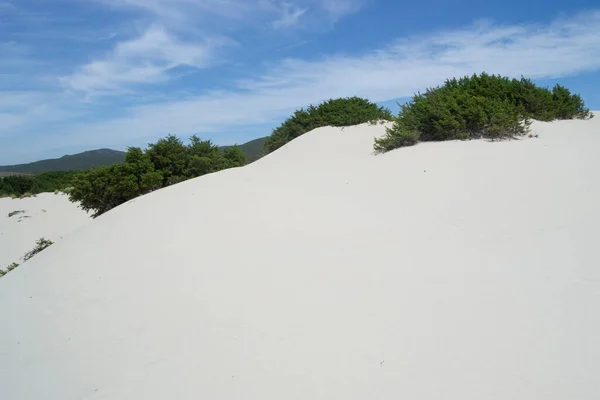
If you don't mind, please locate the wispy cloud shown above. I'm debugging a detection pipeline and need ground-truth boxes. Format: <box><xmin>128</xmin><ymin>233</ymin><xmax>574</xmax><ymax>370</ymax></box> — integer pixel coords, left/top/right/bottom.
<box><xmin>93</xmin><ymin>0</ymin><xmax>253</xmax><ymax>24</ymax></box>
<box><xmin>48</xmin><ymin>11</ymin><xmax>600</xmax><ymax>148</ymax></box>
<box><xmin>58</xmin><ymin>0</ymin><xmax>362</xmax><ymax>97</ymax></box>
<box><xmin>320</xmin><ymin>0</ymin><xmax>363</xmax><ymax>20</ymax></box>
<box><xmin>272</xmin><ymin>3</ymin><xmax>308</xmax><ymax>29</ymax></box>
<box><xmin>92</xmin><ymin>0</ymin><xmax>362</xmax><ymax>29</ymax></box>
<box><xmin>60</xmin><ymin>25</ymin><xmax>226</xmax><ymax>96</ymax></box>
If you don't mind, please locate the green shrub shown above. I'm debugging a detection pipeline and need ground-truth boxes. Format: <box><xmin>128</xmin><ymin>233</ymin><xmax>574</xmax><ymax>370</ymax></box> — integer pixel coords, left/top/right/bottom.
<box><xmin>264</xmin><ymin>97</ymin><xmax>393</xmax><ymax>154</ymax></box>
<box><xmin>376</xmin><ymin>73</ymin><xmax>592</xmax><ymax>152</ymax></box>
<box><xmin>69</xmin><ymin>135</ymin><xmax>247</xmax><ymax>217</ymax></box>
<box><xmin>0</xmin><ymin>171</ymin><xmax>79</xmax><ymax>198</ymax></box>
<box><xmin>374</xmin><ymin>124</ymin><xmax>420</xmax><ymax>151</ymax></box>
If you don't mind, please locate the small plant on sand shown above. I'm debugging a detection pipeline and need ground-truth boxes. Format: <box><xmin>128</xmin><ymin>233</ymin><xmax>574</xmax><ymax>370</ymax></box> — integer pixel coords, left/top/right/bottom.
<box><xmin>0</xmin><ymin>263</ymin><xmax>20</xmax><ymax>278</ymax></box>
<box><xmin>1</xmin><ymin>237</ymin><xmax>55</xmax><ymax>278</ymax></box>
<box><xmin>22</xmin><ymin>237</ymin><xmax>54</xmax><ymax>262</ymax></box>
<box><xmin>8</xmin><ymin>210</ymin><xmax>26</xmax><ymax>218</ymax></box>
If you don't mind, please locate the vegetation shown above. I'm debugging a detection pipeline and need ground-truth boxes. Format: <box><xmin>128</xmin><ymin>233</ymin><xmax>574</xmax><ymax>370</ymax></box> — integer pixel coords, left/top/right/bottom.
<box><xmin>8</xmin><ymin>210</ymin><xmax>25</xmax><ymax>218</ymax></box>
<box><xmin>23</xmin><ymin>238</ymin><xmax>55</xmax><ymax>262</ymax></box>
<box><xmin>68</xmin><ymin>135</ymin><xmax>247</xmax><ymax>217</ymax></box>
<box><xmin>0</xmin><ymin>136</ymin><xmax>267</xmax><ymax>177</ymax></box>
<box><xmin>0</xmin><ymin>238</ymin><xmax>54</xmax><ymax>278</ymax></box>
<box><xmin>0</xmin><ymin>263</ymin><xmax>19</xmax><ymax>278</ymax></box>
<box><xmin>0</xmin><ymin>171</ymin><xmax>79</xmax><ymax>197</ymax></box>
<box><xmin>220</xmin><ymin>137</ymin><xmax>267</xmax><ymax>163</ymax></box>
<box><xmin>0</xmin><ymin>149</ymin><xmax>126</xmax><ymax>174</ymax></box>
<box><xmin>264</xmin><ymin>97</ymin><xmax>393</xmax><ymax>154</ymax></box>
<box><xmin>375</xmin><ymin>73</ymin><xmax>593</xmax><ymax>152</ymax></box>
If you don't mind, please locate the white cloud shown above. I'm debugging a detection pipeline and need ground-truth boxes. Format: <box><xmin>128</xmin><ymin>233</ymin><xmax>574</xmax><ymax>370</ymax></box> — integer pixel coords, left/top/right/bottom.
<box><xmin>320</xmin><ymin>0</ymin><xmax>363</xmax><ymax>20</ymax></box>
<box><xmin>272</xmin><ymin>3</ymin><xmax>308</xmax><ymax>29</ymax></box>
<box><xmin>59</xmin><ymin>0</ymin><xmax>362</xmax><ymax>96</ymax></box>
<box><xmin>49</xmin><ymin>11</ymin><xmax>600</xmax><ymax>148</ymax></box>
<box><xmin>60</xmin><ymin>25</ymin><xmax>224</xmax><ymax>95</ymax></box>
<box><xmin>93</xmin><ymin>0</ymin><xmax>361</xmax><ymax>30</ymax></box>
<box><xmin>94</xmin><ymin>0</ymin><xmax>284</xmax><ymax>27</ymax></box>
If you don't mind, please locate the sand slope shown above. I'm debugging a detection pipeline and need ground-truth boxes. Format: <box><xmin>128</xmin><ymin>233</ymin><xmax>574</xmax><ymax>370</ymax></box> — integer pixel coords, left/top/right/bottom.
<box><xmin>0</xmin><ymin>118</ymin><xmax>599</xmax><ymax>399</ymax></box>
<box><xmin>0</xmin><ymin>193</ymin><xmax>90</xmax><ymax>268</ymax></box>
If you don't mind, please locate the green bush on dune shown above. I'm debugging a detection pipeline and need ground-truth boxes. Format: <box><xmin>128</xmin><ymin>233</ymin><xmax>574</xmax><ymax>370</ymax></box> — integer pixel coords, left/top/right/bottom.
<box><xmin>375</xmin><ymin>73</ymin><xmax>593</xmax><ymax>152</ymax></box>
<box><xmin>68</xmin><ymin>135</ymin><xmax>247</xmax><ymax>217</ymax></box>
<box><xmin>264</xmin><ymin>97</ymin><xmax>393</xmax><ymax>154</ymax></box>
<box><xmin>0</xmin><ymin>171</ymin><xmax>79</xmax><ymax>198</ymax></box>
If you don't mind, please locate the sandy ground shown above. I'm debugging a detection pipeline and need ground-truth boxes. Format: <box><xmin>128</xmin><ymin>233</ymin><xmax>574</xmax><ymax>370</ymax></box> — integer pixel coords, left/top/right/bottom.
<box><xmin>0</xmin><ymin>117</ymin><xmax>599</xmax><ymax>399</ymax></box>
<box><xmin>0</xmin><ymin>193</ymin><xmax>91</xmax><ymax>269</ymax></box>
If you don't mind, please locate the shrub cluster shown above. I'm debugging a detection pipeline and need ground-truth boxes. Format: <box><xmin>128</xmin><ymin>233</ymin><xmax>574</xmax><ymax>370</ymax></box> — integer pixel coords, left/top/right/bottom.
<box><xmin>375</xmin><ymin>73</ymin><xmax>593</xmax><ymax>152</ymax></box>
<box><xmin>68</xmin><ymin>135</ymin><xmax>246</xmax><ymax>217</ymax></box>
<box><xmin>0</xmin><ymin>171</ymin><xmax>78</xmax><ymax>198</ymax></box>
<box><xmin>264</xmin><ymin>97</ymin><xmax>393</xmax><ymax>154</ymax></box>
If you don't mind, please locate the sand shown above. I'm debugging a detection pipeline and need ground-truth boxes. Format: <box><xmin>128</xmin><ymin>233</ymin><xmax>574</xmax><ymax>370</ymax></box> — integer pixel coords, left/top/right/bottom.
<box><xmin>0</xmin><ymin>117</ymin><xmax>599</xmax><ymax>399</ymax></box>
<box><xmin>0</xmin><ymin>193</ymin><xmax>91</xmax><ymax>269</ymax></box>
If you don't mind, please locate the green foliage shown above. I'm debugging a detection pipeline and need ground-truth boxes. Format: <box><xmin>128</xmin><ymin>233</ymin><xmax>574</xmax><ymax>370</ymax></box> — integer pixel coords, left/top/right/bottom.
<box><xmin>22</xmin><ymin>238</ymin><xmax>54</xmax><ymax>262</ymax></box>
<box><xmin>264</xmin><ymin>97</ymin><xmax>393</xmax><ymax>154</ymax></box>
<box><xmin>0</xmin><ymin>238</ymin><xmax>53</xmax><ymax>278</ymax></box>
<box><xmin>375</xmin><ymin>73</ymin><xmax>593</xmax><ymax>152</ymax></box>
<box><xmin>0</xmin><ymin>262</ymin><xmax>19</xmax><ymax>277</ymax></box>
<box><xmin>374</xmin><ymin>124</ymin><xmax>420</xmax><ymax>152</ymax></box>
<box><xmin>6</xmin><ymin>262</ymin><xmax>19</xmax><ymax>272</ymax></box>
<box><xmin>68</xmin><ymin>135</ymin><xmax>247</xmax><ymax>217</ymax></box>
<box><xmin>0</xmin><ymin>171</ymin><xmax>79</xmax><ymax>197</ymax></box>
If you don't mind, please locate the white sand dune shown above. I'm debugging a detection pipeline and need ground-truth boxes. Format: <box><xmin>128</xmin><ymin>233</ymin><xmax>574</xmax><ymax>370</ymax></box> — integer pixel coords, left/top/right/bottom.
<box><xmin>0</xmin><ymin>118</ymin><xmax>599</xmax><ymax>399</ymax></box>
<box><xmin>0</xmin><ymin>193</ymin><xmax>90</xmax><ymax>268</ymax></box>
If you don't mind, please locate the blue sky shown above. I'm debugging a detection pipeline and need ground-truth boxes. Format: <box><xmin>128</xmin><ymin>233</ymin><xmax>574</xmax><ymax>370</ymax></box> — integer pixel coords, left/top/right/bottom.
<box><xmin>1</xmin><ymin>0</ymin><xmax>600</xmax><ymax>164</ymax></box>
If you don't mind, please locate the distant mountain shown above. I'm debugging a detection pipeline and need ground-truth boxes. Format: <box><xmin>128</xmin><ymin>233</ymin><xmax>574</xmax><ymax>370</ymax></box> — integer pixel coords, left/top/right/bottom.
<box><xmin>0</xmin><ymin>137</ymin><xmax>268</xmax><ymax>174</ymax></box>
<box><xmin>220</xmin><ymin>137</ymin><xmax>267</xmax><ymax>163</ymax></box>
<box><xmin>0</xmin><ymin>149</ymin><xmax>126</xmax><ymax>174</ymax></box>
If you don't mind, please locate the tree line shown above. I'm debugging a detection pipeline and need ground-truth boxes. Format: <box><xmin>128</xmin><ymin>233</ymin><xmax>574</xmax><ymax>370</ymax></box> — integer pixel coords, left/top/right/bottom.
<box><xmin>68</xmin><ymin>135</ymin><xmax>246</xmax><ymax>217</ymax></box>
<box><xmin>0</xmin><ymin>171</ymin><xmax>78</xmax><ymax>197</ymax></box>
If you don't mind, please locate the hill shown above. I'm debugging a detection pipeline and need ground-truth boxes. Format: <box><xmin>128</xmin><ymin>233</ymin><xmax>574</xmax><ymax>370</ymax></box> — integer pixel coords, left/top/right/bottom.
<box><xmin>0</xmin><ymin>138</ymin><xmax>267</xmax><ymax>175</ymax></box>
<box><xmin>0</xmin><ymin>149</ymin><xmax>126</xmax><ymax>174</ymax></box>
<box><xmin>219</xmin><ymin>136</ymin><xmax>267</xmax><ymax>162</ymax></box>
<box><xmin>1</xmin><ymin>117</ymin><xmax>598</xmax><ymax>399</ymax></box>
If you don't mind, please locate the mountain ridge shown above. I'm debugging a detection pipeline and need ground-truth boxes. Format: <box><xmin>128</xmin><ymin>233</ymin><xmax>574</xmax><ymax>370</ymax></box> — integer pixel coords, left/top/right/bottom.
<box><xmin>0</xmin><ymin>137</ymin><xmax>268</xmax><ymax>174</ymax></box>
